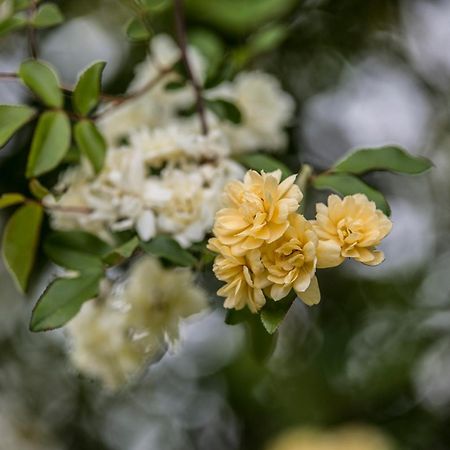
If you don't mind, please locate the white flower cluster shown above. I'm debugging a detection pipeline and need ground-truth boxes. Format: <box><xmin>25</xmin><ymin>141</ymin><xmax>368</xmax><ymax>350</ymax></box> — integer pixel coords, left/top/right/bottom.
<box><xmin>66</xmin><ymin>256</ymin><xmax>207</xmax><ymax>389</ymax></box>
<box><xmin>46</xmin><ymin>34</ymin><xmax>294</xmax><ymax>246</ymax></box>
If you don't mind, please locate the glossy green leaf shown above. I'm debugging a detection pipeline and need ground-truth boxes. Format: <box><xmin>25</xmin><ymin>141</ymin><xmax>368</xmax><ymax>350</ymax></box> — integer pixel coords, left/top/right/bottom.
<box><xmin>72</xmin><ymin>61</ymin><xmax>106</xmax><ymax>116</ymax></box>
<box><xmin>31</xmin><ymin>3</ymin><xmax>64</xmax><ymax>28</ymax></box>
<box><xmin>103</xmin><ymin>236</ymin><xmax>139</xmax><ymax>265</ymax></box>
<box><xmin>30</xmin><ymin>272</ymin><xmax>103</xmax><ymax>331</ymax></box>
<box><xmin>0</xmin><ymin>104</ymin><xmax>36</xmax><ymax>148</ymax></box>
<box><xmin>260</xmin><ymin>291</ymin><xmax>295</xmax><ymax>334</ymax></box>
<box><xmin>235</xmin><ymin>153</ymin><xmax>292</xmax><ymax>178</ymax></box>
<box><xmin>0</xmin><ymin>193</ymin><xmax>25</xmax><ymax>208</ymax></box>
<box><xmin>140</xmin><ymin>235</ymin><xmax>197</xmax><ymax>267</ymax></box>
<box><xmin>313</xmin><ymin>173</ymin><xmax>391</xmax><ymax>216</ymax></box>
<box><xmin>74</xmin><ymin>120</ymin><xmax>106</xmax><ymax>173</ymax></box>
<box><xmin>19</xmin><ymin>60</ymin><xmax>63</xmax><ymax>108</ymax></box>
<box><xmin>206</xmin><ymin>98</ymin><xmax>242</xmax><ymax>124</ymax></box>
<box><xmin>44</xmin><ymin>230</ymin><xmax>108</xmax><ymax>271</ymax></box>
<box><xmin>2</xmin><ymin>202</ymin><xmax>43</xmax><ymax>292</ymax></box>
<box><xmin>333</xmin><ymin>146</ymin><xmax>433</xmax><ymax>175</ymax></box>
<box><xmin>26</xmin><ymin>111</ymin><xmax>71</xmax><ymax>177</ymax></box>
<box><xmin>29</xmin><ymin>178</ymin><xmax>49</xmax><ymax>200</ymax></box>
<box><xmin>0</xmin><ymin>14</ymin><xmax>27</xmax><ymax>37</ymax></box>
<box><xmin>126</xmin><ymin>17</ymin><xmax>151</xmax><ymax>41</ymax></box>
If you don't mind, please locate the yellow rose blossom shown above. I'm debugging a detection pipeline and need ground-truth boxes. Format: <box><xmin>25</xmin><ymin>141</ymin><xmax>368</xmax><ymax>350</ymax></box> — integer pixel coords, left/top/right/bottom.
<box><xmin>267</xmin><ymin>424</ymin><xmax>395</xmax><ymax>450</ymax></box>
<box><xmin>208</xmin><ymin>238</ymin><xmax>270</xmax><ymax>312</ymax></box>
<box><xmin>312</xmin><ymin>194</ymin><xmax>392</xmax><ymax>268</ymax></box>
<box><xmin>212</xmin><ymin>169</ymin><xmax>302</xmax><ymax>256</ymax></box>
<box><xmin>262</xmin><ymin>214</ymin><xmax>320</xmax><ymax>305</ymax></box>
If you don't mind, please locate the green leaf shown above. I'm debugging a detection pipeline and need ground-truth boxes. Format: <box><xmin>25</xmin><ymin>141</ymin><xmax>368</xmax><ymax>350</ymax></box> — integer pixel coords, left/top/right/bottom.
<box><xmin>313</xmin><ymin>173</ymin><xmax>391</xmax><ymax>216</ymax></box>
<box><xmin>44</xmin><ymin>230</ymin><xmax>111</xmax><ymax>270</ymax></box>
<box><xmin>185</xmin><ymin>0</ymin><xmax>296</xmax><ymax>35</ymax></box>
<box><xmin>31</xmin><ymin>3</ymin><xmax>64</xmax><ymax>28</ymax></box>
<box><xmin>125</xmin><ymin>17</ymin><xmax>151</xmax><ymax>41</ymax></box>
<box><xmin>206</xmin><ymin>98</ymin><xmax>242</xmax><ymax>124</ymax></box>
<box><xmin>225</xmin><ymin>307</ymin><xmax>253</xmax><ymax>325</ymax></box>
<box><xmin>74</xmin><ymin>120</ymin><xmax>106</xmax><ymax>173</ymax></box>
<box><xmin>260</xmin><ymin>291</ymin><xmax>295</xmax><ymax>334</ymax></box>
<box><xmin>333</xmin><ymin>145</ymin><xmax>433</xmax><ymax>175</ymax></box>
<box><xmin>164</xmin><ymin>80</ymin><xmax>186</xmax><ymax>91</ymax></box>
<box><xmin>72</xmin><ymin>61</ymin><xmax>106</xmax><ymax>116</ymax></box>
<box><xmin>246</xmin><ymin>24</ymin><xmax>288</xmax><ymax>56</ymax></box>
<box><xmin>0</xmin><ymin>104</ymin><xmax>36</xmax><ymax>148</ymax></box>
<box><xmin>0</xmin><ymin>193</ymin><xmax>25</xmax><ymax>208</ymax></box>
<box><xmin>188</xmin><ymin>28</ymin><xmax>224</xmax><ymax>77</ymax></box>
<box><xmin>103</xmin><ymin>236</ymin><xmax>139</xmax><ymax>265</ymax></box>
<box><xmin>19</xmin><ymin>59</ymin><xmax>63</xmax><ymax>108</ymax></box>
<box><xmin>26</xmin><ymin>111</ymin><xmax>71</xmax><ymax>178</ymax></box>
<box><xmin>0</xmin><ymin>14</ymin><xmax>27</xmax><ymax>37</ymax></box>
<box><xmin>140</xmin><ymin>235</ymin><xmax>197</xmax><ymax>267</ymax></box>
<box><xmin>30</xmin><ymin>272</ymin><xmax>103</xmax><ymax>331</ymax></box>
<box><xmin>137</xmin><ymin>0</ymin><xmax>169</xmax><ymax>11</ymax></box>
<box><xmin>2</xmin><ymin>202</ymin><xmax>43</xmax><ymax>292</ymax></box>
<box><xmin>13</xmin><ymin>0</ymin><xmax>34</xmax><ymax>11</ymax></box>
<box><xmin>235</xmin><ymin>153</ymin><xmax>292</xmax><ymax>178</ymax></box>
<box><xmin>29</xmin><ymin>178</ymin><xmax>49</xmax><ymax>200</ymax></box>
<box><xmin>248</xmin><ymin>313</ymin><xmax>278</xmax><ymax>361</ymax></box>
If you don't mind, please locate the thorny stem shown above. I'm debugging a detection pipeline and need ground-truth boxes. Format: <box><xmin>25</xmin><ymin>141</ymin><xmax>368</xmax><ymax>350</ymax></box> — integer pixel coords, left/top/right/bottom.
<box><xmin>173</xmin><ymin>0</ymin><xmax>208</xmax><ymax>135</ymax></box>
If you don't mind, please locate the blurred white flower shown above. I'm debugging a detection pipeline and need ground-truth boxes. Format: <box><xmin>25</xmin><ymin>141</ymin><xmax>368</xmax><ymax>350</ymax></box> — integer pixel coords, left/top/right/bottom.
<box><xmin>67</xmin><ymin>256</ymin><xmax>208</xmax><ymax>389</ymax></box>
<box><xmin>207</xmin><ymin>71</ymin><xmax>295</xmax><ymax>153</ymax></box>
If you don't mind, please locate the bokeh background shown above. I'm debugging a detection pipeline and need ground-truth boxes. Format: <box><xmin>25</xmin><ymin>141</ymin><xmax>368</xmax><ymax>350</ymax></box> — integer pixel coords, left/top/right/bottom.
<box><xmin>0</xmin><ymin>0</ymin><xmax>449</xmax><ymax>449</ymax></box>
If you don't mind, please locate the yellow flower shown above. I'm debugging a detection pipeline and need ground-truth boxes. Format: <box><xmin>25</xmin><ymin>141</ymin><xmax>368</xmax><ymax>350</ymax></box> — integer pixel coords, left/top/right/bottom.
<box><xmin>267</xmin><ymin>424</ymin><xmax>395</xmax><ymax>450</ymax></box>
<box><xmin>212</xmin><ymin>170</ymin><xmax>302</xmax><ymax>256</ymax></box>
<box><xmin>262</xmin><ymin>214</ymin><xmax>320</xmax><ymax>305</ymax></box>
<box><xmin>208</xmin><ymin>238</ymin><xmax>270</xmax><ymax>313</ymax></box>
<box><xmin>312</xmin><ymin>194</ymin><xmax>392</xmax><ymax>268</ymax></box>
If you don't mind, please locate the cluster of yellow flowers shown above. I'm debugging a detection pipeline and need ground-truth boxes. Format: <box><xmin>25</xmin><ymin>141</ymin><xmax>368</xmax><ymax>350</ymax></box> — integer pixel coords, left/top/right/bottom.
<box><xmin>208</xmin><ymin>170</ymin><xmax>392</xmax><ymax>313</ymax></box>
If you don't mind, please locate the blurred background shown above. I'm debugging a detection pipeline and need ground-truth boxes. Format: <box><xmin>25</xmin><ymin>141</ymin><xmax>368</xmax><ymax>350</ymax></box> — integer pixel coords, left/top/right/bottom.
<box><xmin>0</xmin><ymin>0</ymin><xmax>449</xmax><ymax>449</ymax></box>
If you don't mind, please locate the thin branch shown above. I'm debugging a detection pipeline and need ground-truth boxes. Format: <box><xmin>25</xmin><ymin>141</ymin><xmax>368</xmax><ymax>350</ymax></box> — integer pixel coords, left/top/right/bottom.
<box><xmin>92</xmin><ymin>65</ymin><xmax>174</xmax><ymax>119</ymax></box>
<box><xmin>27</xmin><ymin>0</ymin><xmax>38</xmax><ymax>59</ymax></box>
<box><xmin>173</xmin><ymin>0</ymin><xmax>208</xmax><ymax>135</ymax></box>
<box><xmin>0</xmin><ymin>72</ymin><xmax>19</xmax><ymax>79</ymax></box>
<box><xmin>44</xmin><ymin>204</ymin><xmax>94</xmax><ymax>214</ymax></box>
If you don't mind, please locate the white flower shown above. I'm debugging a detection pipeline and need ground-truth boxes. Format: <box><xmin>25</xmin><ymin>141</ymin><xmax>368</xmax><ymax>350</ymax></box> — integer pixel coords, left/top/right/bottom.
<box><xmin>207</xmin><ymin>71</ymin><xmax>295</xmax><ymax>153</ymax></box>
<box><xmin>155</xmin><ymin>160</ymin><xmax>245</xmax><ymax>247</ymax></box>
<box><xmin>97</xmin><ymin>96</ymin><xmax>153</xmax><ymax>146</ymax></box>
<box><xmin>123</xmin><ymin>256</ymin><xmax>207</xmax><ymax>342</ymax></box>
<box><xmin>66</xmin><ymin>257</ymin><xmax>208</xmax><ymax>389</ymax></box>
<box><xmin>98</xmin><ymin>34</ymin><xmax>207</xmax><ymax>146</ymax></box>
<box><xmin>128</xmin><ymin>123</ymin><xmax>230</xmax><ymax>167</ymax></box>
<box><xmin>136</xmin><ymin>209</ymin><xmax>156</xmax><ymax>241</ymax></box>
